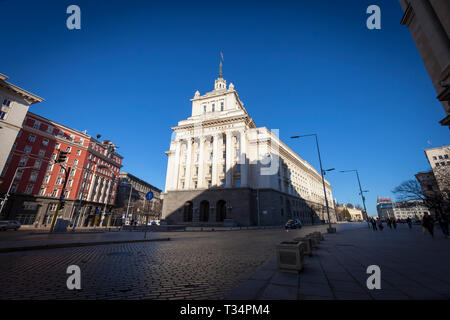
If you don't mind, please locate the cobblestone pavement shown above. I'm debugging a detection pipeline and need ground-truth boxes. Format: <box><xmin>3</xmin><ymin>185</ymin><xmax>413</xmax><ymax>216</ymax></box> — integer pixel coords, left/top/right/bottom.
<box><xmin>0</xmin><ymin>224</ymin><xmax>333</xmax><ymax>300</ymax></box>
<box><xmin>226</xmin><ymin>223</ymin><xmax>450</xmax><ymax>300</ymax></box>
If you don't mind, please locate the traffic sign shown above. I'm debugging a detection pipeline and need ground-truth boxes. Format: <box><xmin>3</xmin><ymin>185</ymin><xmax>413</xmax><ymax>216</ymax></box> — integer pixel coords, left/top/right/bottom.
<box><xmin>145</xmin><ymin>191</ymin><xmax>154</xmax><ymax>201</ymax></box>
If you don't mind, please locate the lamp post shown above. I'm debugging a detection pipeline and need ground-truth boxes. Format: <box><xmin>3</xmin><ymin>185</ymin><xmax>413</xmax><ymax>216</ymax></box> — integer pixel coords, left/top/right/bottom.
<box><xmin>339</xmin><ymin>169</ymin><xmax>370</xmax><ymax>228</ymax></box>
<box><xmin>290</xmin><ymin>134</ymin><xmax>335</xmax><ymax>233</ymax></box>
<box><xmin>0</xmin><ymin>165</ymin><xmax>36</xmax><ymax>216</ymax></box>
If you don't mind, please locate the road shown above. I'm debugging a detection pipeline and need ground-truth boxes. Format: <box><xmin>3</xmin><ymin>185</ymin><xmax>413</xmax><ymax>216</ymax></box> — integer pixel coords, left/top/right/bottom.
<box><xmin>0</xmin><ymin>224</ymin><xmax>363</xmax><ymax>300</ymax></box>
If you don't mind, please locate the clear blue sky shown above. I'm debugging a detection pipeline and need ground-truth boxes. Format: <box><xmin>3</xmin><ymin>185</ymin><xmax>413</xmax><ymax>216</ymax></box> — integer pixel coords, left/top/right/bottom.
<box><xmin>1</xmin><ymin>0</ymin><xmax>448</xmax><ymax>216</ymax></box>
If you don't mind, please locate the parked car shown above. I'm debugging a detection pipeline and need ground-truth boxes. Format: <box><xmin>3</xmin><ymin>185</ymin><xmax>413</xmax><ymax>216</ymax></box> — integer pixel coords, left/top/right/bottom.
<box><xmin>294</xmin><ymin>218</ymin><xmax>303</xmax><ymax>228</ymax></box>
<box><xmin>0</xmin><ymin>220</ymin><xmax>21</xmax><ymax>231</ymax></box>
<box><xmin>285</xmin><ymin>219</ymin><xmax>301</xmax><ymax>229</ymax></box>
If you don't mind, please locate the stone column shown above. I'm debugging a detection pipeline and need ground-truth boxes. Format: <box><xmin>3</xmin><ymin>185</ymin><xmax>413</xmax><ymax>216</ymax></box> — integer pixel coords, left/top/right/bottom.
<box><xmin>212</xmin><ymin>134</ymin><xmax>219</xmax><ymax>186</ymax></box>
<box><xmin>198</xmin><ymin>137</ymin><xmax>206</xmax><ymax>188</ymax></box>
<box><xmin>225</xmin><ymin>132</ymin><xmax>233</xmax><ymax>187</ymax></box>
<box><xmin>88</xmin><ymin>175</ymin><xmax>97</xmax><ymax>201</ymax></box>
<box><xmin>172</xmin><ymin>140</ymin><xmax>182</xmax><ymax>190</ymax></box>
<box><xmin>239</xmin><ymin>130</ymin><xmax>248</xmax><ymax>187</ymax></box>
<box><xmin>185</xmin><ymin>138</ymin><xmax>193</xmax><ymax>189</ymax></box>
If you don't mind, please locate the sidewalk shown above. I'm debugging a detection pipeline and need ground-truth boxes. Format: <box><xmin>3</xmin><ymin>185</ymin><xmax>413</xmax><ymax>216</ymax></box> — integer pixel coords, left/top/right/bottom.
<box><xmin>225</xmin><ymin>224</ymin><xmax>450</xmax><ymax>300</ymax></box>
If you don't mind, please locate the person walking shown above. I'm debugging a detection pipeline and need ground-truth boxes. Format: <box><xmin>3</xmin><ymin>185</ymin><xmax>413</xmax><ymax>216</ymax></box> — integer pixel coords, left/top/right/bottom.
<box><xmin>377</xmin><ymin>218</ymin><xmax>384</xmax><ymax>231</ymax></box>
<box><xmin>371</xmin><ymin>218</ymin><xmax>378</xmax><ymax>231</ymax></box>
<box><xmin>392</xmin><ymin>218</ymin><xmax>397</xmax><ymax>230</ymax></box>
<box><xmin>422</xmin><ymin>213</ymin><xmax>435</xmax><ymax>238</ymax></box>
<box><xmin>387</xmin><ymin>218</ymin><xmax>392</xmax><ymax>229</ymax></box>
<box><xmin>406</xmin><ymin>217</ymin><xmax>412</xmax><ymax>229</ymax></box>
<box><xmin>437</xmin><ymin>211</ymin><xmax>449</xmax><ymax>238</ymax></box>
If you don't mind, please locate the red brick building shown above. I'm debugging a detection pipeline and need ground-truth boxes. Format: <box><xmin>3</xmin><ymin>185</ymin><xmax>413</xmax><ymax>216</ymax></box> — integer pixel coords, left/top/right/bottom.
<box><xmin>0</xmin><ymin>112</ymin><xmax>123</xmax><ymax>227</ymax></box>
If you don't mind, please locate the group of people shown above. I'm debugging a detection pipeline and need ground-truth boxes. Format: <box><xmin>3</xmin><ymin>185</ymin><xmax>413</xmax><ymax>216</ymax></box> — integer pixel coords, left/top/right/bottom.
<box><xmin>369</xmin><ymin>212</ymin><xmax>449</xmax><ymax>239</ymax></box>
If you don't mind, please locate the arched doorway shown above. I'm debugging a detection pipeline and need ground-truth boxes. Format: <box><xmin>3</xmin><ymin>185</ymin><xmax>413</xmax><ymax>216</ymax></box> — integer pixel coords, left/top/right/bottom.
<box><xmin>216</xmin><ymin>200</ymin><xmax>226</xmax><ymax>222</ymax></box>
<box><xmin>199</xmin><ymin>200</ymin><xmax>210</xmax><ymax>222</ymax></box>
<box><xmin>183</xmin><ymin>201</ymin><xmax>193</xmax><ymax>222</ymax></box>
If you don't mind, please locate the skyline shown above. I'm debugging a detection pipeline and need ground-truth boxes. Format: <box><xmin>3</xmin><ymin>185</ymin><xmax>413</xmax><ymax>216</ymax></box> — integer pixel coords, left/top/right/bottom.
<box><xmin>1</xmin><ymin>0</ymin><xmax>448</xmax><ymax>216</ymax></box>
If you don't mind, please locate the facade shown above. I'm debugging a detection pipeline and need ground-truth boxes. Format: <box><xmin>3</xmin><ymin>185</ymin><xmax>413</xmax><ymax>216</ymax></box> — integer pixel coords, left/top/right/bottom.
<box><xmin>113</xmin><ymin>171</ymin><xmax>162</xmax><ymax>225</ymax></box>
<box><xmin>0</xmin><ymin>73</ymin><xmax>43</xmax><ymax>184</ymax></box>
<box><xmin>0</xmin><ymin>112</ymin><xmax>123</xmax><ymax>227</ymax></box>
<box><xmin>398</xmin><ymin>0</ymin><xmax>450</xmax><ymax>127</ymax></box>
<box><xmin>376</xmin><ymin>197</ymin><xmax>394</xmax><ymax>219</ymax></box>
<box><xmin>162</xmin><ymin>66</ymin><xmax>336</xmax><ymax>226</ymax></box>
<box><xmin>424</xmin><ymin>145</ymin><xmax>450</xmax><ymax>193</ymax></box>
<box><xmin>335</xmin><ymin>204</ymin><xmax>364</xmax><ymax>221</ymax></box>
<box><xmin>392</xmin><ymin>200</ymin><xmax>429</xmax><ymax>220</ymax></box>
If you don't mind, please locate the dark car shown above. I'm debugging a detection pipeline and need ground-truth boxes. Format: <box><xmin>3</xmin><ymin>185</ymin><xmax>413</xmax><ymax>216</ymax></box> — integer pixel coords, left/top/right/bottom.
<box><xmin>0</xmin><ymin>220</ymin><xmax>21</xmax><ymax>231</ymax></box>
<box><xmin>285</xmin><ymin>219</ymin><xmax>301</xmax><ymax>229</ymax></box>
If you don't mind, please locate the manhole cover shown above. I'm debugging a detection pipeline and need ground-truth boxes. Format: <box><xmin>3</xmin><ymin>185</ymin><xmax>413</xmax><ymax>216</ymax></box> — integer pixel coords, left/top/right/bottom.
<box><xmin>107</xmin><ymin>252</ymin><xmax>133</xmax><ymax>257</ymax></box>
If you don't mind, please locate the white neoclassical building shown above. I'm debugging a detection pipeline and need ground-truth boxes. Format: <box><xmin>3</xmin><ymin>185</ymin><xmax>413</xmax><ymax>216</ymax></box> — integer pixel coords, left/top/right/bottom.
<box><xmin>162</xmin><ymin>65</ymin><xmax>336</xmax><ymax>226</ymax></box>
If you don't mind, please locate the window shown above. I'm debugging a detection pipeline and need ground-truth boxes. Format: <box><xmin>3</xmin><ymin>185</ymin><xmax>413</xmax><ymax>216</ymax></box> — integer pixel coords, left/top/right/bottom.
<box><xmin>207</xmin><ymin>180</ymin><xmax>212</xmax><ymax>188</ymax></box>
<box><xmin>74</xmin><ymin>159</ymin><xmax>79</xmax><ymax>165</ymax></box>
<box><xmin>19</xmin><ymin>156</ymin><xmax>28</xmax><ymax>166</ymax></box>
<box><xmin>34</xmin><ymin>159</ymin><xmax>41</xmax><ymax>169</ymax></box>
<box><xmin>44</xmin><ymin>175</ymin><xmax>50</xmax><ymax>184</ymax></box>
<box><xmin>10</xmin><ymin>183</ymin><xmax>18</xmax><ymax>193</ymax></box>
<box><xmin>29</xmin><ymin>172</ymin><xmax>38</xmax><ymax>182</ymax></box>
<box><xmin>28</xmin><ymin>135</ymin><xmax>36</xmax><ymax>142</ymax></box>
<box><xmin>59</xmin><ymin>167</ymin><xmax>64</xmax><ymax>174</ymax></box>
<box><xmin>209</xmin><ymin>166</ymin><xmax>212</xmax><ymax>174</ymax></box>
<box><xmin>68</xmin><ymin>179</ymin><xmax>73</xmax><ymax>187</ymax></box>
<box><xmin>16</xmin><ymin>170</ymin><xmax>24</xmax><ymax>179</ymax></box>
<box><xmin>1</xmin><ymin>165</ymin><xmax>7</xmax><ymax>177</ymax></box>
<box><xmin>234</xmin><ymin>178</ymin><xmax>241</xmax><ymax>187</ymax></box>
<box><xmin>203</xmin><ymin>105</ymin><xmax>206</xmax><ymax>112</ymax></box>
<box><xmin>76</xmin><ymin>149</ymin><xmax>81</xmax><ymax>155</ymax></box>
<box><xmin>212</xmin><ymin>104</ymin><xmax>215</xmax><ymax>112</ymax></box>
<box><xmin>56</xmin><ymin>177</ymin><xmax>62</xmax><ymax>185</ymax></box>
<box><xmin>33</xmin><ymin>120</ymin><xmax>41</xmax><ymax>130</ymax></box>
<box><xmin>0</xmin><ymin>111</ymin><xmax>7</xmax><ymax>120</ymax></box>
<box><xmin>2</xmin><ymin>99</ymin><xmax>11</xmax><ymax>107</ymax></box>
<box><xmin>66</xmin><ymin>146</ymin><xmax>71</xmax><ymax>152</ymax></box>
<box><xmin>24</xmin><ymin>146</ymin><xmax>32</xmax><ymax>153</ymax></box>
<box><xmin>49</xmin><ymin>202</ymin><xmax>58</xmax><ymax>211</ymax></box>
<box><xmin>24</xmin><ymin>185</ymin><xmax>33</xmax><ymax>194</ymax></box>
<box><xmin>221</xmin><ymin>102</ymin><xmax>224</xmax><ymax>111</ymax></box>
<box><xmin>436</xmin><ymin>163</ymin><xmax>440</xmax><ymax>167</ymax></box>
<box><xmin>445</xmin><ymin>155</ymin><xmax>449</xmax><ymax>159</ymax></box>
<box><xmin>55</xmin><ymin>143</ymin><xmax>60</xmax><ymax>150</ymax></box>
<box><xmin>439</xmin><ymin>155</ymin><xmax>443</xmax><ymax>159</ymax></box>
<box><xmin>194</xmin><ymin>181</ymin><xmax>198</xmax><ymax>189</ymax></box>
<box><xmin>223</xmin><ymin>151</ymin><xmax>226</xmax><ymax>159</ymax></box>
<box><xmin>433</xmin><ymin>156</ymin><xmax>437</xmax><ymax>160</ymax></box>
<box><xmin>42</xmin><ymin>139</ymin><xmax>49</xmax><ymax>146</ymax></box>
<box><xmin>39</xmin><ymin>187</ymin><xmax>46</xmax><ymax>196</ymax></box>
<box><xmin>39</xmin><ymin>149</ymin><xmax>46</xmax><ymax>157</ymax></box>
<box><xmin>46</xmin><ymin>125</ymin><xmax>54</xmax><ymax>134</ymax></box>
<box><xmin>71</xmin><ymin>169</ymin><xmax>76</xmax><ymax>176</ymax></box>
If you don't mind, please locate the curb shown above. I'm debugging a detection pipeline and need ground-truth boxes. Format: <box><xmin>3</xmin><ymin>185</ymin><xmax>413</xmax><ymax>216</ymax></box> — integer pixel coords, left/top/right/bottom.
<box><xmin>0</xmin><ymin>237</ymin><xmax>171</xmax><ymax>254</ymax></box>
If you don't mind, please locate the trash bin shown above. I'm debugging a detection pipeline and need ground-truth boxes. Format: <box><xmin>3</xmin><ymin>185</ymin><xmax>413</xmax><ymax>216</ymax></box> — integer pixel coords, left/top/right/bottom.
<box><xmin>276</xmin><ymin>241</ymin><xmax>305</xmax><ymax>273</ymax></box>
<box><xmin>313</xmin><ymin>231</ymin><xmax>324</xmax><ymax>241</ymax></box>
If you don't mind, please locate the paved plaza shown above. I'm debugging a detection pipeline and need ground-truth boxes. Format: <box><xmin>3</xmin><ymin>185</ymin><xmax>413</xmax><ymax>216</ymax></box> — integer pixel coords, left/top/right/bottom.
<box><xmin>228</xmin><ymin>223</ymin><xmax>450</xmax><ymax>300</ymax></box>
<box><xmin>0</xmin><ymin>222</ymin><xmax>448</xmax><ymax>300</ymax></box>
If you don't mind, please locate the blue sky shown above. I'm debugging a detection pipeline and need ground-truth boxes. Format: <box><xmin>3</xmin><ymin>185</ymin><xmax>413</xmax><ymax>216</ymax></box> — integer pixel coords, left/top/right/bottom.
<box><xmin>1</xmin><ymin>0</ymin><xmax>448</xmax><ymax>216</ymax></box>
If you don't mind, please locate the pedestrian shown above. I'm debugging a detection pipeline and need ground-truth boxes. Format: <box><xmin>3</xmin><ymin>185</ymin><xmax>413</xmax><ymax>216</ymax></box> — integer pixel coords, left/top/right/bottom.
<box><xmin>371</xmin><ymin>218</ymin><xmax>378</xmax><ymax>231</ymax></box>
<box><xmin>387</xmin><ymin>218</ymin><xmax>392</xmax><ymax>229</ymax></box>
<box><xmin>377</xmin><ymin>219</ymin><xmax>384</xmax><ymax>231</ymax></box>
<box><xmin>437</xmin><ymin>211</ymin><xmax>449</xmax><ymax>238</ymax></box>
<box><xmin>422</xmin><ymin>213</ymin><xmax>435</xmax><ymax>238</ymax></box>
<box><xmin>392</xmin><ymin>218</ymin><xmax>397</xmax><ymax>230</ymax></box>
<box><xmin>406</xmin><ymin>217</ymin><xmax>412</xmax><ymax>229</ymax></box>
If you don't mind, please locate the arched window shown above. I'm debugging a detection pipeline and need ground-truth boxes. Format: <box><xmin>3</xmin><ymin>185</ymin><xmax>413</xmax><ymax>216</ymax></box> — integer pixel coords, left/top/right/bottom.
<box><xmin>183</xmin><ymin>201</ymin><xmax>193</xmax><ymax>222</ymax></box>
<box><xmin>216</xmin><ymin>200</ymin><xmax>226</xmax><ymax>222</ymax></box>
<box><xmin>199</xmin><ymin>200</ymin><xmax>210</xmax><ymax>222</ymax></box>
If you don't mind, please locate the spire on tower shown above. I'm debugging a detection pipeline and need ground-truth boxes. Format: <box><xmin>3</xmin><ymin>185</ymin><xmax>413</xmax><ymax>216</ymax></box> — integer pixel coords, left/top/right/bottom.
<box><xmin>219</xmin><ymin>60</ymin><xmax>223</xmax><ymax>78</ymax></box>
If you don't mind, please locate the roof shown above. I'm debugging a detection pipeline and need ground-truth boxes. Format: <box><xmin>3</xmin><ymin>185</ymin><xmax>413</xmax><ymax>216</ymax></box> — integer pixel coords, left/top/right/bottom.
<box><xmin>0</xmin><ymin>73</ymin><xmax>44</xmax><ymax>104</ymax></box>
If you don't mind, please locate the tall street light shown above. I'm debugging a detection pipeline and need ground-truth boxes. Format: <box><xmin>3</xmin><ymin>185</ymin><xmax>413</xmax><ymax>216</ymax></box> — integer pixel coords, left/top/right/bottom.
<box><xmin>290</xmin><ymin>134</ymin><xmax>336</xmax><ymax>233</ymax></box>
<box><xmin>339</xmin><ymin>169</ymin><xmax>370</xmax><ymax>228</ymax></box>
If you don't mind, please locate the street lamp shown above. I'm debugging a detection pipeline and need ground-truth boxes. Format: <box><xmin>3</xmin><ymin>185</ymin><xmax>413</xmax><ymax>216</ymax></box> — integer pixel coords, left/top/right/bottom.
<box><xmin>339</xmin><ymin>169</ymin><xmax>370</xmax><ymax>228</ymax></box>
<box><xmin>290</xmin><ymin>134</ymin><xmax>335</xmax><ymax>233</ymax></box>
<box><xmin>0</xmin><ymin>166</ymin><xmax>36</xmax><ymax>216</ymax></box>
